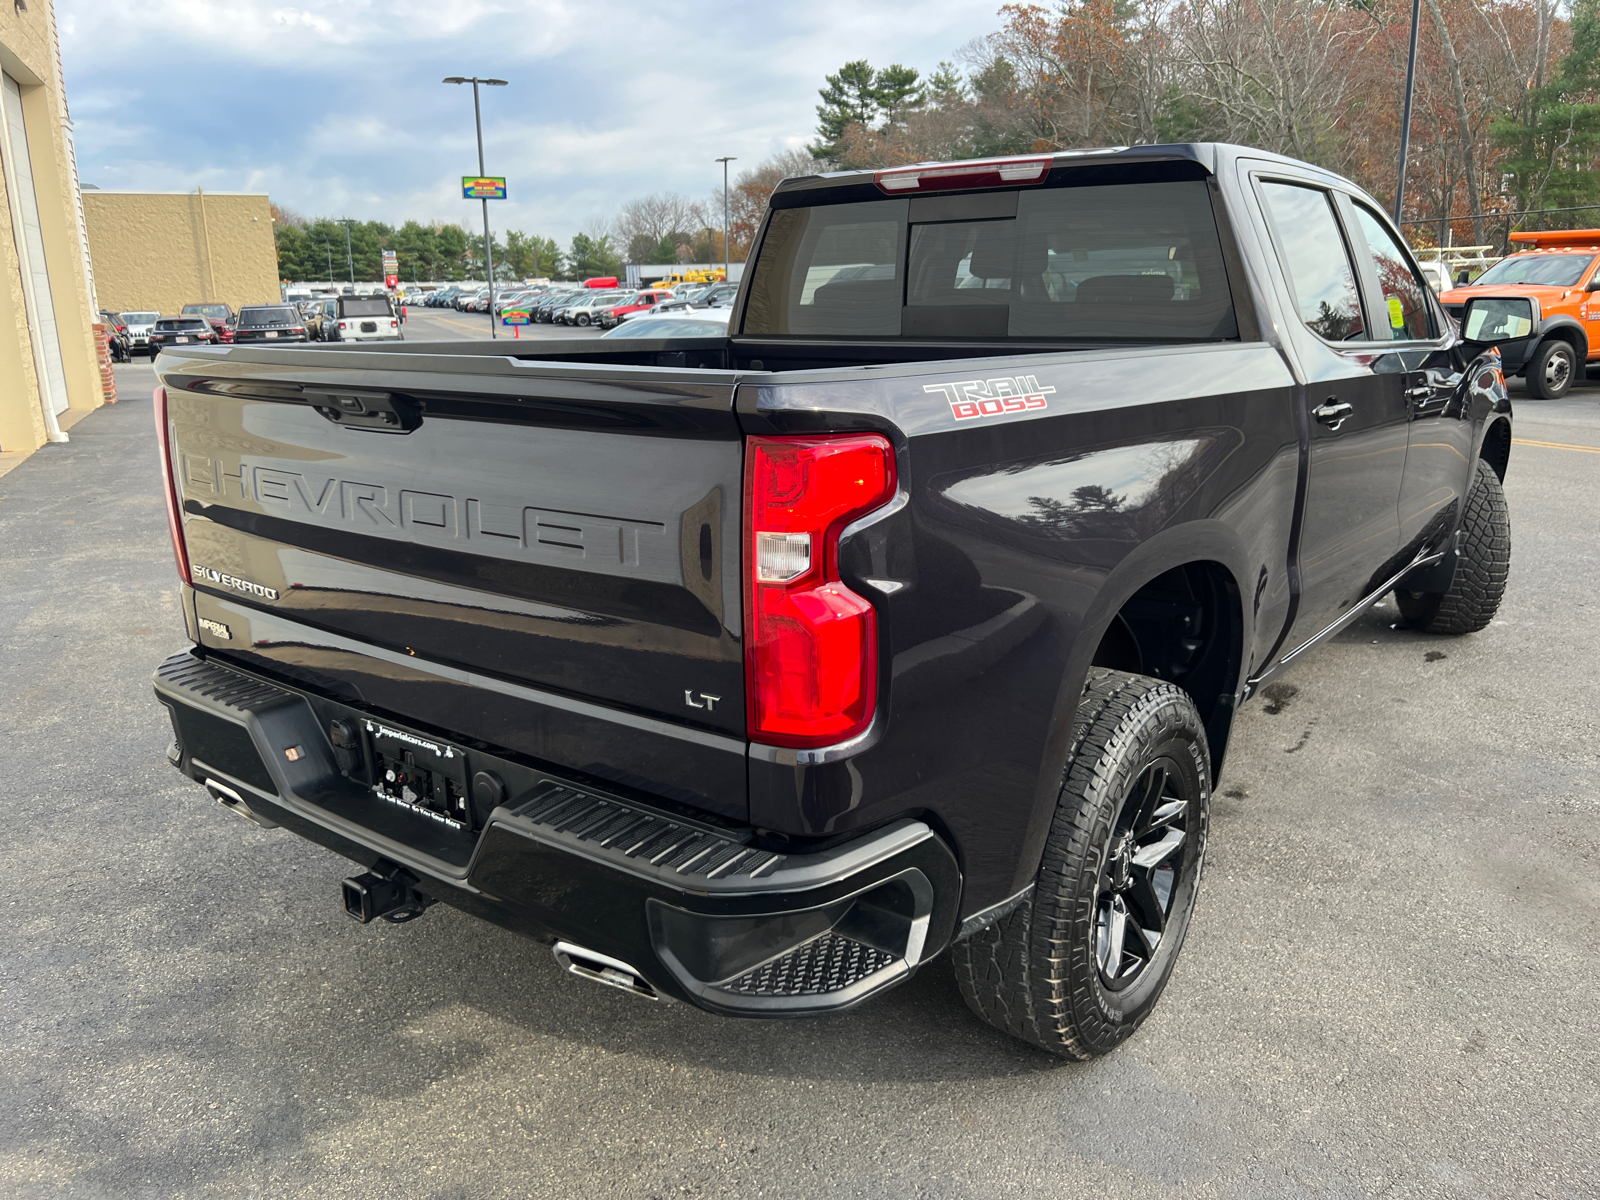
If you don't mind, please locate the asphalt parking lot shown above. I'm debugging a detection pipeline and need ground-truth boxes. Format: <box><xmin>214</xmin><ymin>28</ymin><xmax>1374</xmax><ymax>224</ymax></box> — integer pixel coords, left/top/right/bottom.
<box><xmin>1</xmin><ymin>347</ymin><xmax>1596</xmax><ymax>1199</ymax></box>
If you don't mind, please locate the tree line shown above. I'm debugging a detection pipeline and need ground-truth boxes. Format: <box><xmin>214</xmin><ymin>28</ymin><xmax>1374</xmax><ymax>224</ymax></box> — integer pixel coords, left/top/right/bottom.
<box><xmin>804</xmin><ymin>0</ymin><xmax>1600</xmax><ymax>248</ymax></box>
<box><xmin>276</xmin><ymin>0</ymin><xmax>1596</xmax><ymax>282</ymax></box>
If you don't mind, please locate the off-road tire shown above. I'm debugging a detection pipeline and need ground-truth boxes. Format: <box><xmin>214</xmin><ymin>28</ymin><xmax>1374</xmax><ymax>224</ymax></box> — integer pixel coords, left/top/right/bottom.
<box><xmin>1524</xmin><ymin>338</ymin><xmax>1576</xmax><ymax>399</ymax></box>
<box><xmin>1396</xmin><ymin>457</ymin><xmax>1510</xmax><ymax>634</ymax></box>
<box><xmin>951</xmin><ymin>670</ymin><xmax>1210</xmax><ymax>1059</ymax></box>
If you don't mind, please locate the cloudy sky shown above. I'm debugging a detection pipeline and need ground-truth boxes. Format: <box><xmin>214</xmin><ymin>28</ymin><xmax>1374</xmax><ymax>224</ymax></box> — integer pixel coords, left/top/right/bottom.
<box><xmin>59</xmin><ymin>0</ymin><xmax>999</xmax><ymax>243</ymax></box>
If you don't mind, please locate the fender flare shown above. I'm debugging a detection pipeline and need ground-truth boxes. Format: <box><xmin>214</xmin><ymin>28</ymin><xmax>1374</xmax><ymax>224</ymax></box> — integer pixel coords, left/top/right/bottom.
<box><xmin>1534</xmin><ymin>315</ymin><xmax>1589</xmax><ymax>363</ymax></box>
<box><xmin>1005</xmin><ymin>520</ymin><xmax>1255</xmax><ymax>898</ymax></box>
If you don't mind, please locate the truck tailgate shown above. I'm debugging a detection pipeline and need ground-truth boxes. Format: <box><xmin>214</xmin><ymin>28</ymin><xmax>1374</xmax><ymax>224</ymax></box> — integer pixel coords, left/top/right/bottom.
<box><xmin>160</xmin><ymin>353</ymin><xmax>746</xmax><ymax>817</ymax></box>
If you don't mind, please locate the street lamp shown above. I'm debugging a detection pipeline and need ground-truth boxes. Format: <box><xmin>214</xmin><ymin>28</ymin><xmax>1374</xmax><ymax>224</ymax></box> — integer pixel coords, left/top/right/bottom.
<box><xmin>340</xmin><ymin>219</ymin><xmax>355</xmax><ymax>286</ymax></box>
<box><xmin>1394</xmin><ymin>0</ymin><xmax>1422</xmax><ymax>222</ymax></box>
<box><xmin>715</xmin><ymin>156</ymin><xmax>736</xmax><ymax>278</ymax></box>
<box><xmin>443</xmin><ymin>75</ymin><xmax>508</xmax><ymax>338</ymax></box>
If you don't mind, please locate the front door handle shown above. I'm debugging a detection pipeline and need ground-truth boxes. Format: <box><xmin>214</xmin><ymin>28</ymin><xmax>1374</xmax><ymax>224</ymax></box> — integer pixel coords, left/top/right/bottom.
<box><xmin>1312</xmin><ymin>399</ymin><xmax>1354</xmax><ymax>431</ymax></box>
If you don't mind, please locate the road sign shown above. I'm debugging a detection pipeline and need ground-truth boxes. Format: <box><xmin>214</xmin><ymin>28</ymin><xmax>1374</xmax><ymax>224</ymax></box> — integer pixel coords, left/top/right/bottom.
<box><xmin>501</xmin><ymin>309</ymin><xmax>531</xmax><ymax>326</ymax></box>
<box><xmin>384</xmin><ymin>274</ymin><xmax>399</xmax><ymax>289</ymax></box>
<box><xmin>462</xmin><ymin>176</ymin><xmax>508</xmax><ymax>200</ymax></box>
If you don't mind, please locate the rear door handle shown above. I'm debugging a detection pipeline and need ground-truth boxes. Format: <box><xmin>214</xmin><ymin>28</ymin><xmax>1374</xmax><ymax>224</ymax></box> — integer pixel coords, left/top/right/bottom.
<box><xmin>1312</xmin><ymin>399</ymin><xmax>1354</xmax><ymax>431</ymax></box>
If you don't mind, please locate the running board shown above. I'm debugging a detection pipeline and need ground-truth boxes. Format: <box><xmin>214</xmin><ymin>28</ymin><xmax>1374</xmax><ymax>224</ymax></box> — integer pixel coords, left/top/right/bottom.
<box><xmin>1244</xmin><ymin>546</ymin><xmax>1446</xmax><ymax>698</ymax></box>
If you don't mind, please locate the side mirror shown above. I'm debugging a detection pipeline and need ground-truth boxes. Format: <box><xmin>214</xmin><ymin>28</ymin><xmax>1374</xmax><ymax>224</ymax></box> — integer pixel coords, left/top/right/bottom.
<box><xmin>1460</xmin><ymin>295</ymin><xmax>1538</xmax><ymax>344</ymax></box>
<box><xmin>1455</xmin><ymin>269</ymin><xmax>1472</xmax><ymax>285</ymax></box>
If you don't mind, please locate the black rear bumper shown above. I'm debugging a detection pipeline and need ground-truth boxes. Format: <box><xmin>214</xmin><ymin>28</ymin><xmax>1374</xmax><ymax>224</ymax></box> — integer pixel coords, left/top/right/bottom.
<box><xmin>152</xmin><ymin>650</ymin><xmax>961</xmax><ymax>1015</ymax></box>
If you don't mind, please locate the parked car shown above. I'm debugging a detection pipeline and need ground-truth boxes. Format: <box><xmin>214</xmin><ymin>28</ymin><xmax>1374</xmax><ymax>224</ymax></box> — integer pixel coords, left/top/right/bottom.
<box><xmin>600</xmin><ymin>311</ymin><xmax>732</xmax><ymax>338</ymax></box>
<box><xmin>1437</xmin><ymin>228</ymin><xmax>1600</xmax><ymax>397</ymax></box>
<box><xmin>120</xmin><ymin>311</ymin><xmax>161</xmax><ymax>359</ymax></box>
<box><xmin>151</xmin><ymin>144</ymin><xmax>1517</xmax><ymax>1060</ymax></box>
<box><xmin>531</xmin><ymin>291</ymin><xmax>580</xmax><ymax>322</ymax></box>
<box><xmin>98</xmin><ymin>310</ymin><xmax>131</xmax><ymax>361</ymax></box>
<box><xmin>325</xmin><ymin>295</ymin><xmax>402</xmax><ymax>343</ymax></box>
<box><xmin>303</xmin><ymin>298</ymin><xmax>338</xmax><ymax>341</ymax></box>
<box><xmin>597</xmin><ymin>289</ymin><xmax>674</xmax><ymax>328</ymax></box>
<box><xmin>492</xmin><ymin>290</ymin><xmax>534</xmax><ymax>316</ymax></box>
<box><xmin>556</xmin><ymin>292</ymin><xmax>626</xmax><ymax>326</ymax></box>
<box><xmin>181</xmin><ymin>303</ymin><xmax>235</xmax><ymax>344</ymax></box>
<box><xmin>231</xmin><ymin>305</ymin><xmax>309</xmax><ymax>345</ymax></box>
<box><xmin>147</xmin><ymin>315</ymin><xmax>219</xmax><ymax>353</ymax></box>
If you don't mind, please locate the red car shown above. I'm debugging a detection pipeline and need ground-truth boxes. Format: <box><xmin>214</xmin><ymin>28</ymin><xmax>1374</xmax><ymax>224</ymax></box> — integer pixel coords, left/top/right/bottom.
<box><xmin>181</xmin><ymin>303</ymin><xmax>235</xmax><ymax>343</ymax></box>
<box><xmin>597</xmin><ymin>289</ymin><xmax>675</xmax><ymax>329</ymax></box>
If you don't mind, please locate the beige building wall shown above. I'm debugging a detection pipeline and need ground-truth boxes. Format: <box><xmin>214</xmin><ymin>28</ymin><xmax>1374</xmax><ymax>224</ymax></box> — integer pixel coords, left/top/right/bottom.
<box><xmin>83</xmin><ymin>190</ymin><xmax>280</xmax><ymax>317</ymax></box>
<box><xmin>0</xmin><ymin>0</ymin><xmax>105</xmax><ymax>462</ymax></box>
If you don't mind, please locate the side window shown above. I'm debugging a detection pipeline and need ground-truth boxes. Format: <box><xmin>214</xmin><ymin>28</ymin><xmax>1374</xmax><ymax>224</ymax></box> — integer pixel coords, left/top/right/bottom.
<box><xmin>1258</xmin><ymin>181</ymin><xmax>1365</xmax><ymax>342</ymax></box>
<box><xmin>1350</xmin><ymin>203</ymin><xmax>1436</xmax><ymax>340</ymax></box>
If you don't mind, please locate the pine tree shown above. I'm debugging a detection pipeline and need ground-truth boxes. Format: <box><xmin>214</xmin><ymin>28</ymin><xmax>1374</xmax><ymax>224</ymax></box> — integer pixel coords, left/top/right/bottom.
<box><xmin>810</xmin><ymin>61</ymin><xmax>882</xmax><ymax>161</ymax></box>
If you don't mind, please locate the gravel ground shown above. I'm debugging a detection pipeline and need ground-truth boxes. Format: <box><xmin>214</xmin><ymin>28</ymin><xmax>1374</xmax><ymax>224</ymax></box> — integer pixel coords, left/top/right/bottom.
<box><xmin>0</xmin><ymin>360</ymin><xmax>1596</xmax><ymax>1200</ymax></box>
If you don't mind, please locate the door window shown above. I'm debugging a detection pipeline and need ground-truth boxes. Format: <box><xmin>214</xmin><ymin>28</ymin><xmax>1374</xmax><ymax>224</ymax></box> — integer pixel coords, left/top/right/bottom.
<box><xmin>1349</xmin><ymin>204</ymin><xmax>1435</xmax><ymax>340</ymax></box>
<box><xmin>1258</xmin><ymin>181</ymin><xmax>1365</xmax><ymax>342</ymax></box>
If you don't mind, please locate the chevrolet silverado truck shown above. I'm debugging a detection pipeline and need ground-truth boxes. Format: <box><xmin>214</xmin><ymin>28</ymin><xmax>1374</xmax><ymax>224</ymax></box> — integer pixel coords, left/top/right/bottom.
<box><xmin>150</xmin><ymin>144</ymin><xmax>1518</xmax><ymax>1059</ymax></box>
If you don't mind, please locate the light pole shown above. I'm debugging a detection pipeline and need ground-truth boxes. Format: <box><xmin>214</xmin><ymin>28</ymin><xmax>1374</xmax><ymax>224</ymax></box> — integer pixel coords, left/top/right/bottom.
<box><xmin>715</xmin><ymin>156</ymin><xmax>736</xmax><ymax>277</ymax></box>
<box><xmin>443</xmin><ymin>75</ymin><xmax>508</xmax><ymax>337</ymax></box>
<box><xmin>340</xmin><ymin>220</ymin><xmax>356</xmax><ymax>286</ymax></box>
<box><xmin>1394</xmin><ymin>0</ymin><xmax>1422</xmax><ymax>222</ymax></box>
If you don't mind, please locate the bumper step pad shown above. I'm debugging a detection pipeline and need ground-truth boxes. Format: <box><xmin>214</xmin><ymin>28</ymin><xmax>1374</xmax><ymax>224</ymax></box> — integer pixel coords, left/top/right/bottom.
<box><xmin>515</xmin><ymin>784</ymin><xmax>784</xmax><ymax>882</ymax></box>
<box><xmin>724</xmin><ymin>932</ymin><xmax>896</xmax><ymax>997</ymax></box>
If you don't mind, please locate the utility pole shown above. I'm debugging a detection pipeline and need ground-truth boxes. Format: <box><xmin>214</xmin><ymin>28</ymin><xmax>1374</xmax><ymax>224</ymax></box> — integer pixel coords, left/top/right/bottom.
<box><xmin>444</xmin><ymin>75</ymin><xmax>508</xmax><ymax>337</ymax></box>
<box><xmin>716</xmin><ymin>156</ymin><xmax>736</xmax><ymax>277</ymax></box>
<box><xmin>1394</xmin><ymin>0</ymin><xmax>1422</xmax><ymax>223</ymax></box>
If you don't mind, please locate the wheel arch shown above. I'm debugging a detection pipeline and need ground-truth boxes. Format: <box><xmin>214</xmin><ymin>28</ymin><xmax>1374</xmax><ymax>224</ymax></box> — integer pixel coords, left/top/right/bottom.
<box><xmin>1011</xmin><ymin>523</ymin><xmax>1252</xmax><ymax>897</ymax></box>
<box><xmin>1478</xmin><ymin>416</ymin><xmax>1512</xmax><ymax>482</ymax></box>
<box><xmin>1535</xmin><ymin>317</ymin><xmax>1589</xmax><ymax>363</ymax></box>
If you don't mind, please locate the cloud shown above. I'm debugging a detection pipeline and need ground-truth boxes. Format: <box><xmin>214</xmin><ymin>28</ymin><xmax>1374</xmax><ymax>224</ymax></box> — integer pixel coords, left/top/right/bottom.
<box><xmin>59</xmin><ymin>0</ymin><xmax>995</xmax><ymax>244</ymax></box>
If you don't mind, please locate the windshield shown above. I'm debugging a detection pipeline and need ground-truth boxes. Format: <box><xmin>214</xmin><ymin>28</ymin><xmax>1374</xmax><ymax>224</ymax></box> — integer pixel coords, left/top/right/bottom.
<box><xmin>182</xmin><ymin>305</ymin><xmax>230</xmax><ymax>320</ymax></box>
<box><xmin>744</xmin><ymin>177</ymin><xmax>1237</xmax><ymax>341</ymax></box>
<box><xmin>157</xmin><ymin>319</ymin><xmax>210</xmax><ymax>331</ymax></box>
<box><xmin>604</xmin><ymin>317</ymin><xmax>730</xmax><ymax>339</ymax></box>
<box><xmin>1471</xmin><ymin>253</ymin><xmax>1595</xmax><ymax>288</ymax></box>
<box><xmin>121</xmin><ymin>312</ymin><xmax>159</xmax><ymax>325</ymax></box>
<box><xmin>239</xmin><ymin>306</ymin><xmax>299</xmax><ymax>326</ymax></box>
<box><xmin>340</xmin><ymin>298</ymin><xmax>392</xmax><ymax>317</ymax></box>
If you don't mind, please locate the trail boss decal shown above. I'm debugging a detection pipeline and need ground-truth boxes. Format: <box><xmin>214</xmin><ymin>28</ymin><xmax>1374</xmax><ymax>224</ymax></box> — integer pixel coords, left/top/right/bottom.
<box><xmin>924</xmin><ymin>375</ymin><xmax>1056</xmax><ymax>422</ymax></box>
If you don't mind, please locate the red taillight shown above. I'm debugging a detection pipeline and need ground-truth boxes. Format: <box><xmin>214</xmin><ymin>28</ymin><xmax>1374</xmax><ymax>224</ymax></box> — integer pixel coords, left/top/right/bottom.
<box><xmin>338</xmin><ymin>321</ymin><xmax>348</xmax><ymax>329</ymax></box>
<box><xmin>389</xmin><ymin>319</ymin><xmax>398</xmax><ymax>327</ymax></box>
<box><xmin>874</xmin><ymin>154</ymin><xmax>1052</xmax><ymax>194</ymax></box>
<box><xmin>744</xmin><ymin>434</ymin><xmax>895</xmax><ymax>747</ymax></box>
<box><xmin>153</xmin><ymin>386</ymin><xmax>192</xmax><ymax>586</ymax></box>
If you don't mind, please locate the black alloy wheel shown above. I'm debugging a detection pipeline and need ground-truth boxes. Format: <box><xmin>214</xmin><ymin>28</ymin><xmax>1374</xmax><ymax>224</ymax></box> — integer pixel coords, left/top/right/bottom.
<box><xmin>1095</xmin><ymin>758</ymin><xmax>1195</xmax><ymax>990</ymax></box>
<box><xmin>953</xmin><ymin>669</ymin><xmax>1210</xmax><ymax>1059</ymax></box>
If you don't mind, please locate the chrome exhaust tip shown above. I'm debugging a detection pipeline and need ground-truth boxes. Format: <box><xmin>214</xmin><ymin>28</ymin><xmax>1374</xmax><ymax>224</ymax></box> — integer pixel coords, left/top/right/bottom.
<box><xmin>553</xmin><ymin>942</ymin><xmax>660</xmax><ymax>1001</ymax></box>
<box><xmin>204</xmin><ymin>778</ymin><xmax>279</xmax><ymax>829</ymax></box>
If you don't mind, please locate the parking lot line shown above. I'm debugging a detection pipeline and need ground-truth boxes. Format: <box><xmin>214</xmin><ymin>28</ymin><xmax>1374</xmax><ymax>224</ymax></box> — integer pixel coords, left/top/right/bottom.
<box><xmin>1512</xmin><ymin>437</ymin><xmax>1600</xmax><ymax>454</ymax></box>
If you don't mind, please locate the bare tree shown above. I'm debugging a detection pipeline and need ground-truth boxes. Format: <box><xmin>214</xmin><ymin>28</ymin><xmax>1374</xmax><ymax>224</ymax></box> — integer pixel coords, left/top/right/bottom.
<box><xmin>1172</xmin><ymin>0</ymin><xmax>1380</xmax><ymax>167</ymax></box>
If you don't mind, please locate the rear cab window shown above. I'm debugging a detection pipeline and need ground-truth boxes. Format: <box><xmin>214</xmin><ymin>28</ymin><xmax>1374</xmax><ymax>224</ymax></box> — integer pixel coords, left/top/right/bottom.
<box><xmin>239</xmin><ymin>306</ymin><xmax>300</xmax><ymax>326</ymax></box>
<box><xmin>1257</xmin><ymin>181</ymin><xmax>1366</xmax><ymax>342</ymax></box>
<box><xmin>339</xmin><ymin>298</ymin><xmax>393</xmax><ymax>318</ymax></box>
<box><xmin>742</xmin><ymin>164</ymin><xmax>1239</xmax><ymax>343</ymax></box>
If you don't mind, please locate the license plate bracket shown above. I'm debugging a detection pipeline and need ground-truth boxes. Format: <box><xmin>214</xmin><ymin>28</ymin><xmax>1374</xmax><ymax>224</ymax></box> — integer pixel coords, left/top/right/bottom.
<box><xmin>364</xmin><ymin>719</ymin><xmax>473</xmax><ymax>829</ymax></box>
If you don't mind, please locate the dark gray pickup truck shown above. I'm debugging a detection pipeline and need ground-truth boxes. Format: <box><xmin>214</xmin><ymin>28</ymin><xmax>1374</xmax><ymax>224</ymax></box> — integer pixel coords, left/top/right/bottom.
<box><xmin>150</xmin><ymin>144</ymin><xmax>1521</xmax><ymax>1058</ymax></box>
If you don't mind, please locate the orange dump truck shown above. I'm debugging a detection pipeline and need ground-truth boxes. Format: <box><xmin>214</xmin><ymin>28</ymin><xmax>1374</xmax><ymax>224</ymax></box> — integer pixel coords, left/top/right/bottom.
<box><xmin>1438</xmin><ymin>229</ymin><xmax>1600</xmax><ymax>397</ymax></box>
